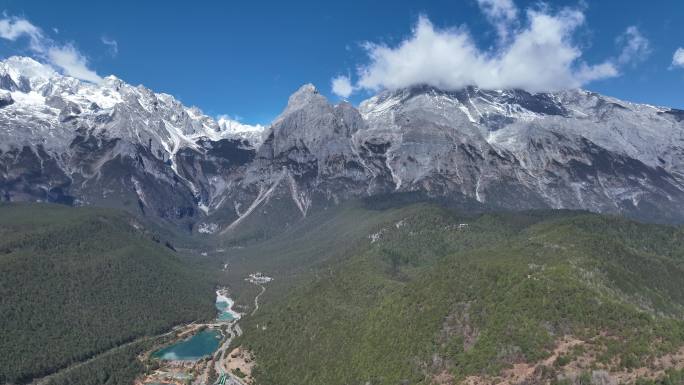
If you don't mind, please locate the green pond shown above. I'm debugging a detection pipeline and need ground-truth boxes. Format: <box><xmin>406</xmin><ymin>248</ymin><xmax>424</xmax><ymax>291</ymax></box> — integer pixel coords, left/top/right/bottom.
<box><xmin>152</xmin><ymin>329</ymin><xmax>222</xmax><ymax>361</ymax></box>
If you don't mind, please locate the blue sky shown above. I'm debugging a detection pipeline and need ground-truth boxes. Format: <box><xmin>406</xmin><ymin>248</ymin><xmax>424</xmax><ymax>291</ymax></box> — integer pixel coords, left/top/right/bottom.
<box><xmin>0</xmin><ymin>0</ymin><xmax>682</xmax><ymax>124</ymax></box>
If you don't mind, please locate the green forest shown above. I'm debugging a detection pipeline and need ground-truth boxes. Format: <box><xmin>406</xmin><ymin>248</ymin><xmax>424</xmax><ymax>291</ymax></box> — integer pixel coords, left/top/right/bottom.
<box><xmin>0</xmin><ymin>203</ymin><xmax>215</xmax><ymax>384</ymax></box>
<box><xmin>4</xmin><ymin>200</ymin><xmax>684</xmax><ymax>385</ymax></box>
<box><xmin>235</xmin><ymin>204</ymin><xmax>684</xmax><ymax>385</ymax></box>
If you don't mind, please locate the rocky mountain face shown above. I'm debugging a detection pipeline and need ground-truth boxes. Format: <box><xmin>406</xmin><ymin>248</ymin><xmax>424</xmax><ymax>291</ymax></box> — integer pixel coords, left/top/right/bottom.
<box><xmin>1</xmin><ymin>56</ymin><xmax>684</xmax><ymax>233</ymax></box>
<box><xmin>356</xmin><ymin>86</ymin><xmax>684</xmax><ymax>223</ymax></box>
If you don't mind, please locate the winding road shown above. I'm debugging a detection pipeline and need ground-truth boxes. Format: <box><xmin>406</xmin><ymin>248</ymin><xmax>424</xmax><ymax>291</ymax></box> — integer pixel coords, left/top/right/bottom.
<box><xmin>207</xmin><ymin>321</ymin><xmax>245</xmax><ymax>385</ymax></box>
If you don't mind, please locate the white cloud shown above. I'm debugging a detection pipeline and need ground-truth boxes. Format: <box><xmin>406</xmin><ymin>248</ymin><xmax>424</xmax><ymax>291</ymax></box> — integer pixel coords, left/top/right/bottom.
<box><xmin>476</xmin><ymin>0</ymin><xmax>518</xmax><ymax>42</ymax></box>
<box><xmin>574</xmin><ymin>62</ymin><xmax>619</xmax><ymax>84</ymax></box>
<box><xmin>672</xmin><ymin>48</ymin><xmax>684</xmax><ymax>69</ymax></box>
<box><xmin>617</xmin><ymin>26</ymin><xmax>650</xmax><ymax>66</ymax></box>
<box><xmin>334</xmin><ymin>3</ymin><xmax>638</xmax><ymax>96</ymax></box>
<box><xmin>0</xmin><ymin>15</ymin><xmax>43</xmax><ymax>50</ymax></box>
<box><xmin>331</xmin><ymin>75</ymin><xmax>353</xmax><ymax>98</ymax></box>
<box><xmin>357</xmin><ymin>10</ymin><xmax>617</xmax><ymax>93</ymax></box>
<box><xmin>0</xmin><ymin>14</ymin><xmax>101</xmax><ymax>82</ymax></box>
<box><xmin>47</xmin><ymin>44</ymin><xmax>101</xmax><ymax>83</ymax></box>
<box><xmin>101</xmin><ymin>36</ymin><xmax>118</xmax><ymax>57</ymax></box>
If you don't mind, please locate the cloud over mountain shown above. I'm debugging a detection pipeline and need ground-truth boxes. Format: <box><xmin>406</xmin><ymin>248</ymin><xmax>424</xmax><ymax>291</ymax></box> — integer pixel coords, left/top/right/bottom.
<box><xmin>0</xmin><ymin>14</ymin><xmax>101</xmax><ymax>82</ymax></box>
<box><xmin>332</xmin><ymin>2</ymin><xmax>648</xmax><ymax>98</ymax></box>
<box><xmin>331</xmin><ymin>75</ymin><xmax>354</xmax><ymax>98</ymax></box>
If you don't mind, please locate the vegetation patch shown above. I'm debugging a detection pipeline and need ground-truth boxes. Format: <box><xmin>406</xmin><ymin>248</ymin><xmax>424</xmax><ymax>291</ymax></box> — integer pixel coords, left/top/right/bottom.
<box><xmin>0</xmin><ymin>203</ymin><xmax>216</xmax><ymax>384</ymax></box>
<box><xmin>233</xmin><ymin>206</ymin><xmax>684</xmax><ymax>385</ymax></box>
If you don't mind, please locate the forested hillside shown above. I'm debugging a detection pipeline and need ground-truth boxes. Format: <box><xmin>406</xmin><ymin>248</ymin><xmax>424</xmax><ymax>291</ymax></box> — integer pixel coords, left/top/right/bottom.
<box><xmin>235</xmin><ymin>205</ymin><xmax>684</xmax><ymax>385</ymax></box>
<box><xmin>0</xmin><ymin>203</ymin><xmax>215</xmax><ymax>384</ymax></box>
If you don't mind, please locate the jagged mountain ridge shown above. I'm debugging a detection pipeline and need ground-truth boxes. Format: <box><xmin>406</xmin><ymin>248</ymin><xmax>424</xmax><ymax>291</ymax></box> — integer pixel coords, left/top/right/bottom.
<box><xmin>1</xmin><ymin>55</ymin><xmax>684</xmax><ymax>232</ymax></box>
<box><xmin>223</xmin><ymin>83</ymin><xmax>684</xmax><ymax>229</ymax></box>
<box><xmin>0</xmin><ymin>56</ymin><xmax>264</xmax><ymax>229</ymax></box>
<box><xmin>356</xmin><ymin>85</ymin><xmax>684</xmax><ymax>221</ymax></box>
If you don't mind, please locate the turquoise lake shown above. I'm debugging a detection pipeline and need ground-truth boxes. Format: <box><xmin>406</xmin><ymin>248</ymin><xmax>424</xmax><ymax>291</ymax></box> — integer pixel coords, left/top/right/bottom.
<box><xmin>215</xmin><ymin>298</ymin><xmax>236</xmax><ymax>321</ymax></box>
<box><xmin>152</xmin><ymin>329</ymin><xmax>222</xmax><ymax>361</ymax></box>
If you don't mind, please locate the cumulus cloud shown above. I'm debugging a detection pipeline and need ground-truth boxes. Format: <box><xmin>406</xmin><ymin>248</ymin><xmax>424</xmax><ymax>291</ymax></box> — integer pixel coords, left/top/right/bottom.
<box><xmin>0</xmin><ymin>14</ymin><xmax>101</xmax><ymax>82</ymax></box>
<box><xmin>616</xmin><ymin>26</ymin><xmax>650</xmax><ymax>66</ymax></box>
<box><xmin>331</xmin><ymin>75</ymin><xmax>353</xmax><ymax>98</ymax></box>
<box><xmin>672</xmin><ymin>48</ymin><xmax>684</xmax><ymax>69</ymax></box>
<box><xmin>101</xmin><ymin>36</ymin><xmax>118</xmax><ymax>57</ymax></box>
<box><xmin>333</xmin><ymin>3</ymin><xmax>649</xmax><ymax>96</ymax></box>
<box><xmin>357</xmin><ymin>11</ymin><xmax>617</xmax><ymax>93</ymax></box>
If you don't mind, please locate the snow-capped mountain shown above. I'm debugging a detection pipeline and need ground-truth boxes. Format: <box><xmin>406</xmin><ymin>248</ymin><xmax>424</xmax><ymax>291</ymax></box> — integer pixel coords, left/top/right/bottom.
<box><xmin>356</xmin><ymin>86</ymin><xmax>684</xmax><ymax>221</ymax></box>
<box><xmin>0</xmin><ymin>56</ymin><xmax>264</xmax><ymax>227</ymax></box>
<box><xmin>217</xmin><ymin>116</ymin><xmax>266</xmax><ymax>145</ymax></box>
<box><xmin>214</xmin><ymin>83</ymin><xmax>684</xmax><ymax>230</ymax></box>
<box><xmin>2</xmin><ymin>56</ymin><xmax>684</xmax><ymax>232</ymax></box>
<box><xmin>0</xmin><ymin>56</ymin><xmax>265</xmax><ymax>154</ymax></box>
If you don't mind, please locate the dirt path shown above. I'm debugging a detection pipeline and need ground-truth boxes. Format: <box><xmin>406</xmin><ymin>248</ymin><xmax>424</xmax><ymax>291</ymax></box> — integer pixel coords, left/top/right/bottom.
<box><xmin>251</xmin><ymin>284</ymin><xmax>266</xmax><ymax>316</ymax></box>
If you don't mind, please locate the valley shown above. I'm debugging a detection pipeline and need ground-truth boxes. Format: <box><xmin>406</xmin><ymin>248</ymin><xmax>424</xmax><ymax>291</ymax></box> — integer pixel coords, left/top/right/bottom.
<box><xmin>4</xmin><ymin>194</ymin><xmax>684</xmax><ymax>385</ymax></box>
<box><xmin>0</xmin><ymin>24</ymin><xmax>683</xmax><ymax>385</ymax></box>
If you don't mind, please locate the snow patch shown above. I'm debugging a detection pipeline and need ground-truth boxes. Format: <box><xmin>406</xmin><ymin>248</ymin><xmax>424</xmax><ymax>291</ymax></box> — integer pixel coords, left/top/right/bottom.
<box><xmin>221</xmin><ymin>169</ymin><xmax>287</xmax><ymax>233</ymax></box>
<box><xmin>287</xmin><ymin>172</ymin><xmax>312</xmax><ymax>217</ymax></box>
<box><xmin>197</xmin><ymin>222</ymin><xmax>219</xmax><ymax>234</ymax></box>
<box><xmin>369</xmin><ymin>228</ymin><xmax>387</xmax><ymax>243</ymax></box>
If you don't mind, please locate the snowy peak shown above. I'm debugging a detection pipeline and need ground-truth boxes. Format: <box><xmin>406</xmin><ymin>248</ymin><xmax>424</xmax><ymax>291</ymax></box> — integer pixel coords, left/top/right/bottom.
<box><xmin>216</xmin><ymin>116</ymin><xmax>266</xmax><ymax>145</ymax></box>
<box><xmin>0</xmin><ymin>56</ymin><xmax>57</xmax><ymax>91</ymax></box>
<box><xmin>0</xmin><ymin>56</ymin><xmax>264</xmax><ymax>153</ymax></box>
<box><xmin>359</xmin><ymin>85</ymin><xmax>683</xmax><ymax>168</ymax></box>
<box><xmin>360</xmin><ymin>85</ymin><xmax>569</xmax><ymax>122</ymax></box>
<box><xmin>0</xmin><ymin>56</ymin><xmax>271</xmax><ymax>226</ymax></box>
